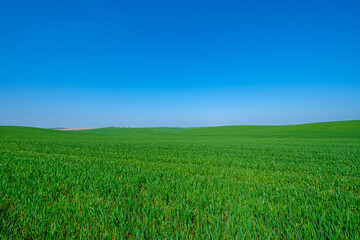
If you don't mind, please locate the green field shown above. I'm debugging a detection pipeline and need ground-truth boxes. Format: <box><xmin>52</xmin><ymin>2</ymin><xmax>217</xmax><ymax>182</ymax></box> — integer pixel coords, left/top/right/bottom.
<box><xmin>1</xmin><ymin>121</ymin><xmax>359</xmax><ymax>239</ymax></box>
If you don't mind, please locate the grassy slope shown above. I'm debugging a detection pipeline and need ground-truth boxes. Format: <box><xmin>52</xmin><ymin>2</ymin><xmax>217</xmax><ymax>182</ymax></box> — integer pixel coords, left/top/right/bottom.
<box><xmin>2</xmin><ymin>120</ymin><xmax>360</xmax><ymax>139</ymax></box>
<box><xmin>0</xmin><ymin>121</ymin><xmax>359</xmax><ymax>239</ymax></box>
<box><xmin>72</xmin><ymin>120</ymin><xmax>360</xmax><ymax>138</ymax></box>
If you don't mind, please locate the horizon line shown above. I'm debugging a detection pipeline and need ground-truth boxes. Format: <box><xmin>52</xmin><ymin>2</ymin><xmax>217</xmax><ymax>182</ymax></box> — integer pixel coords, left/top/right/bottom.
<box><xmin>1</xmin><ymin>119</ymin><xmax>359</xmax><ymax>130</ymax></box>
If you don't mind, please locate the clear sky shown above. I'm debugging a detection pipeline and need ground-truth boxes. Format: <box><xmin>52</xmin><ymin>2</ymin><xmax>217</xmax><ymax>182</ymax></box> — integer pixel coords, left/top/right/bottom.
<box><xmin>1</xmin><ymin>0</ymin><xmax>359</xmax><ymax>128</ymax></box>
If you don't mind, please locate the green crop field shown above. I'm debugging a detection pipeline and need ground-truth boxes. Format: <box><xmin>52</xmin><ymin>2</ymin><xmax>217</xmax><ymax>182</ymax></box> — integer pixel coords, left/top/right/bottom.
<box><xmin>1</xmin><ymin>121</ymin><xmax>359</xmax><ymax>239</ymax></box>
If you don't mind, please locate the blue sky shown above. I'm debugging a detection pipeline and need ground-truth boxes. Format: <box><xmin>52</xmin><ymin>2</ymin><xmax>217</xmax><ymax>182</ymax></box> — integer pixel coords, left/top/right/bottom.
<box><xmin>1</xmin><ymin>0</ymin><xmax>359</xmax><ymax>127</ymax></box>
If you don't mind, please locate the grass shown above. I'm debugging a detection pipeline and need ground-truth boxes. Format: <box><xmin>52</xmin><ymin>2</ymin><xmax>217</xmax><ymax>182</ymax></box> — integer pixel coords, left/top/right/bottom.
<box><xmin>0</xmin><ymin>120</ymin><xmax>359</xmax><ymax>239</ymax></box>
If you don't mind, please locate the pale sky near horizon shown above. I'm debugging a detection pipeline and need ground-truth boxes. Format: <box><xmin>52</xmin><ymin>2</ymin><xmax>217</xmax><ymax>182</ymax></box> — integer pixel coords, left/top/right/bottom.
<box><xmin>1</xmin><ymin>0</ymin><xmax>360</xmax><ymax>128</ymax></box>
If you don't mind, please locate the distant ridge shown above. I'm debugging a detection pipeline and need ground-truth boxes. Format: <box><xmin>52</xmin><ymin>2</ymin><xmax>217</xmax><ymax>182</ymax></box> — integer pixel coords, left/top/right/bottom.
<box><xmin>57</xmin><ymin>127</ymin><xmax>104</xmax><ymax>131</ymax></box>
<box><xmin>56</xmin><ymin>127</ymin><xmax>129</xmax><ymax>131</ymax></box>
